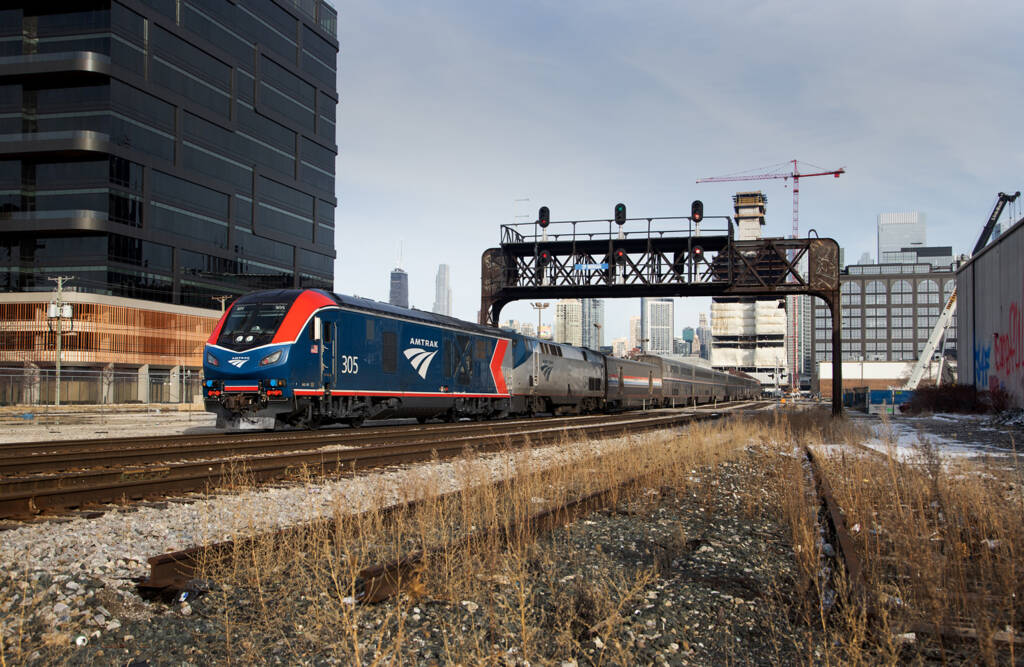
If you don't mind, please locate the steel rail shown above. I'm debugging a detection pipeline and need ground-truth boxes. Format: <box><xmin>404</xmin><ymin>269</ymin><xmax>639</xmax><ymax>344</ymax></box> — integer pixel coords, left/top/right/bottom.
<box><xmin>0</xmin><ymin>413</ymin><xmax>614</xmax><ymax>459</ymax></box>
<box><xmin>0</xmin><ymin>411</ymin><xmax>674</xmax><ymax>475</ymax></box>
<box><xmin>0</xmin><ymin>409</ymin><xmax>736</xmax><ymax>519</ymax></box>
<box><xmin>804</xmin><ymin>445</ymin><xmax>872</xmax><ymax>620</ymax></box>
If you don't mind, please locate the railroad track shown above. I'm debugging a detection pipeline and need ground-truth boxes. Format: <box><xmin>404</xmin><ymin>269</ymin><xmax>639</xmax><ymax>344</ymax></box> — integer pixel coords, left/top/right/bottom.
<box><xmin>0</xmin><ymin>412</ymin><xmax>656</xmax><ymax>474</ymax></box>
<box><xmin>0</xmin><ymin>403</ymin><xmax>756</xmax><ymax>520</ymax></box>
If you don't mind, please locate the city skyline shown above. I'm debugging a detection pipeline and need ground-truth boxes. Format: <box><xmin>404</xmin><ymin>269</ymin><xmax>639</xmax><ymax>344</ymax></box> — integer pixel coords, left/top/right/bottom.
<box><xmin>335</xmin><ymin>3</ymin><xmax>1022</xmax><ymax>342</ymax></box>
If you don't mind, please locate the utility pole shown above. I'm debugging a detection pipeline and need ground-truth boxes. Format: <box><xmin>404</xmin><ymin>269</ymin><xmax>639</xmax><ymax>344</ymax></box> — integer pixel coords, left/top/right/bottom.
<box><xmin>47</xmin><ymin>276</ymin><xmax>74</xmax><ymax>407</ymax></box>
<box><xmin>211</xmin><ymin>295</ymin><xmax>233</xmax><ymax>313</ymax></box>
<box><xmin>532</xmin><ymin>305</ymin><xmax>548</xmax><ymax>342</ymax></box>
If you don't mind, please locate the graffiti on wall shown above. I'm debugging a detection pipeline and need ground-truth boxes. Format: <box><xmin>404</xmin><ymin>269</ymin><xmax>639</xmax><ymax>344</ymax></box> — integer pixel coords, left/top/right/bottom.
<box><xmin>973</xmin><ymin>343</ymin><xmax>990</xmax><ymax>388</ymax></box>
<box><xmin>985</xmin><ymin>278</ymin><xmax>1024</xmax><ymax>401</ymax></box>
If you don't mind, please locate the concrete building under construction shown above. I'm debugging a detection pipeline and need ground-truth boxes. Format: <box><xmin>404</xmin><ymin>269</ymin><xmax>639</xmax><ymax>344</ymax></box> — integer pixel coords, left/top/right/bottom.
<box><xmin>711</xmin><ymin>192</ymin><xmax>788</xmax><ymax>389</ymax></box>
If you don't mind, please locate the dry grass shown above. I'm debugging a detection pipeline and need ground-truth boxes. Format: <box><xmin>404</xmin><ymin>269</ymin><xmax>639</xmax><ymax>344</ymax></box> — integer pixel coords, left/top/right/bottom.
<box><xmin>6</xmin><ymin>409</ymin><xmax>1022</xmax><ymax>665</ymax></box>
<box><xmin>195</xmin><ymin>416</ymin><xmax>769</xmax><ymax>664</ymax></box>
<box><xmin>810</xmin><ymin>423</ymin><xmax>1024</xmax><ymax>665</ymax></box>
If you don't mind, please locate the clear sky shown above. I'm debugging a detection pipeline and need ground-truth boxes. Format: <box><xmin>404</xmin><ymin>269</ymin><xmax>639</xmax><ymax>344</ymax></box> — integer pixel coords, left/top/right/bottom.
<box><xmin>334</xmin><ymin>1</ymin><xmax>1024</xmax><ymax>342</ymax></box>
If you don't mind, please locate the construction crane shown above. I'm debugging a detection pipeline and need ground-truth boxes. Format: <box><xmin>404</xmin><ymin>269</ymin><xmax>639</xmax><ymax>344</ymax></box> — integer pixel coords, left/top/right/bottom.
<box><xmin>906</xmin><ymin>191</ymin><xmax>1021</xmax><ymax>390</ymax></box>
<box><xmin>697</xmin><ymin>159</ymin><xmax>845</xmax><ymax>390</ymax></box>
<box><xmin>905</xmin><ymin>288</ymin><xmax>956</xmax><ymax>390</ymax></box>
<box><xmin>971</xmin><ymin>191</ymin><xmax>1020</xmax><ymax>255</ymax></box>
<box><xmin>696</xmin><ymin>159</ymin><xmax>845</xmax><ymax>241</ymax></box>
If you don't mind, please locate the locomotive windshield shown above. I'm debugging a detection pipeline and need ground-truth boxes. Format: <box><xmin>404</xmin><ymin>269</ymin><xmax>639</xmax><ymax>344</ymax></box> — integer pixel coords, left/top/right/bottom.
<box><xmin>217</xmin><ymin>302</ymin><xmax>289</xmax><ymax>349</ymax></box>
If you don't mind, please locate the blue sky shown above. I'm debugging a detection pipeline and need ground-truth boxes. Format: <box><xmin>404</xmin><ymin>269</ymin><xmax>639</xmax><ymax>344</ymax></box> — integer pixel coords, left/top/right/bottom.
<box><xmin>334</xmin><ymin>1</ymin><xmax>1024</xmax><ymax>342</ymax></box>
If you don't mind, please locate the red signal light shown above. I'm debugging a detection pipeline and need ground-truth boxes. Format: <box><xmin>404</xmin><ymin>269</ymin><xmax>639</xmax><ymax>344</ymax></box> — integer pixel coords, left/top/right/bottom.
<box><xmin>691</xmin><ymin>200</ymin><xmax>704</xmax><ymax>223</ymax></box>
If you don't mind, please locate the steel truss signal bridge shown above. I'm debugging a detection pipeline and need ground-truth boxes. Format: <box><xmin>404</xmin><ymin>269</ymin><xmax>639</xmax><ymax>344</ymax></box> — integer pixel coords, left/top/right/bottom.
<box><xmin>479</xmin><ymin>214</ymin><xmax>844</xmax><ymax>416</ymax></box>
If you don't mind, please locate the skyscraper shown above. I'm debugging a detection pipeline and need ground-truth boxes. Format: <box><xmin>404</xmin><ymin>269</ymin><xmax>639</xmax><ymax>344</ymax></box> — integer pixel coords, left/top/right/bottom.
<box><xmin>554</xmin><ymin>299</ymin><xmax>582</xmax><ymax>346</ymax></box>
<box><xmin>433</xmin><ymin>264</ymin><xmax>452</xmax><ymax>316</ymax></box>
<box><xmin>641</xmin><ymin>297</ymin><xmax>674</xmax><ymax>355</ymax></box>
<box><xmin>389</xmin><ymin>268</ymin><xmax>408</xmax><ymax>309</ymax></box>
<box><xmin>0</xmin><ymin>1</ymin><xmax>340</xmax><ymax>306</ymax></box>
<box><xmin>696</xmin><ymin>312</ymin><xmax>712</xmax><ymax>360</ymax></box>
<box><xmin>580</xmin><ymin>298</ymin><xmax>604</xmax><ymax>349</ymax></box>
<box><xmin>877</xmin><ymin>212</ymin><xmax>926</xmax><ymax>260</ymax></box>
<box><xmin>628</xmin><ymin>315</ymin><xmax>642</xmax><ymax>351</ymax></box>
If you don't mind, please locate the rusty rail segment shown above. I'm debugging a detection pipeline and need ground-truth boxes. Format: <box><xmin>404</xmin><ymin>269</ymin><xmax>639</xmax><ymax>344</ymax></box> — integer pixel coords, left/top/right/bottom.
<box><xmin>805</xmin><ymin>446</ymin><xmax>1022</xmax><ymax>650</ymax></box>
<box><xmin>804</xmin><ymin>446</ymin><xmax>872</xmax><ymax>619</ymax></box>
<box><xmin>354</xmin><ymin>478</ymin><xmax>636</xmax><ymax>604</ymax></box>
<box><xmin>137</xmin><ymin>411</ymin><xmax>727</xmax><ymax>599</ymax></box>
<box><xmin>2</xmin><ymin>409</ymin><xmax>741</xmax><ymax>519</ymax></box>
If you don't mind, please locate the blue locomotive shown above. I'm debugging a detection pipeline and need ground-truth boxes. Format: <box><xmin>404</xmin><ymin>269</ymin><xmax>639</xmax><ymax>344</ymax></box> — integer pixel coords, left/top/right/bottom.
<box><xmin>202</xmin><ymin>289</ymin><xmax>761</xmax><ymax>429</ymax></box>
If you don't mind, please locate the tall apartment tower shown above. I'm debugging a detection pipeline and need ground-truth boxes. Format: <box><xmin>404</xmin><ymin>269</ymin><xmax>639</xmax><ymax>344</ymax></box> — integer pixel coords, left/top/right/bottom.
<box><xmin>580</xmin><ymin>298</ymin><xmax>604</xmax><ymax>349</ymax></box>
<box><xmin>0</xmin><ymin>2</ymin><xmax>340</xmax><ymax>307</ymax></box>
<box><xmin>696</xmin><ymin>312</ymin><xmax>712</xmax><ymax>360</ymax></box>
<box><xmin>628</xmin><ymin>315</ymin><xmax>642</xmax><ymax>351</ymax></box>
<box><xmin>554</xmin><ymin>299</ymin><xmax>582</xmax><ymax>346</ymax></box>
<box><xmin>711</xmin><ymin>193</ymin><xmax>786</xmax><ymax>387</ymax></box>
<box><xmin>641</xmin><ymin>297</ymin><xmax>674</xmax><ymax>355</ymax></box>
<box><xmin>877</xmin><ymin>212</ymin><xmax>926</xmax><ymax>259</ymax></box>
<box><xmin>389</xmin><ymin>268</ymin><xmax>408</xmax><ymax>309</ymax></box>
<box><xmin>432</xmin><ymin>264</ymin><xmax>452</xmax><ymax>316</ymax></box>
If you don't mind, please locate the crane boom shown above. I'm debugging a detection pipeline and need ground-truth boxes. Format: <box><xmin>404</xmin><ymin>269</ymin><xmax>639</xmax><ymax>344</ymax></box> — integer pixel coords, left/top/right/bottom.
<box><xmin>971</xmin><ymin>191</ymin><xmax>1020</xmax><ymax>255</ymax></box>
<box><xmin>905</xmin><ymin>289</ymin><xmax>957</xmax><ymax>390</ymax></box>
<box><xmin>696</xmin><ymin>168</ymin><xmax>846</xmax><ymax>184</ymax></box>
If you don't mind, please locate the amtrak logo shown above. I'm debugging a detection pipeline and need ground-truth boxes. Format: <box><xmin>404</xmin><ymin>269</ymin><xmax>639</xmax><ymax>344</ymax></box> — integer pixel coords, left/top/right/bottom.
<box><xmin>540</xmin><ymin>361</ymin><xmax>554</xmax><ymax>381</ymax></box>
<box><xmin>228</xmin><ymin>357</ymin><xmax>248</xmax><ymax>368</ymax></box>
<box><xmin>404</xmin><ymin>347</ymin><xmax>438</xmax><ymax>379</ymax></box>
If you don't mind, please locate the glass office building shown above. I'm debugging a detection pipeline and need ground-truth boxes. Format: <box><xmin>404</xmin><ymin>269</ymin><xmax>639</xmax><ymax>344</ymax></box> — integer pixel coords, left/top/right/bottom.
<box><xmin>0</xmin><ymin>0</ymin><xmax>339</xmax><ymax>308</ymax></box>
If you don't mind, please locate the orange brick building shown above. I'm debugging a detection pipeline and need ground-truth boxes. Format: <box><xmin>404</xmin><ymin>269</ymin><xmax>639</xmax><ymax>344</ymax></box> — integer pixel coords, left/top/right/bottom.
<box><xmin>0</xmin><ymin>292</ymin><xmax>221</xmax><ymax>405</ymax></box>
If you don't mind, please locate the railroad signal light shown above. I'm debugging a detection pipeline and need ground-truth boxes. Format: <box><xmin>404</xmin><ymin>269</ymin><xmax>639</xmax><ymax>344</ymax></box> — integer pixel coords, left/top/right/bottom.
<box><xmin>613</xmin><ymin>248</ymin><xmax>628</xmax><ymax>264</ymax></box>
<box><xmin>538</xmin><ymin>206</ymin><xmax>550</xmax><ymax>228</ymax></box>
<box><xmin>692</xmin><ymin>245</ymin><xmax>704</xmax><ymax>260</ymax></box>
<box><xmin>614</xmin><ymin>203</ymin><xmax>627</xmax><ymax>226</ymax></box>
<box><xmin>690</xmin><ymin>199</ymin><xmax>703</xmax><ymax>223</ymax></box>
<box><xmin>538</xmin><ymin>249</ymin><xmax>551</xmax><ymax>265</ymax></box>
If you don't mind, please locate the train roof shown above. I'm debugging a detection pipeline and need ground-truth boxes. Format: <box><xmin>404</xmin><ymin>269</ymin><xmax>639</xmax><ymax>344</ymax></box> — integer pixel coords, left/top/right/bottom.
<box><xmin>232</xmin><ymin>289</ymin><xmax>499</xmax><ymax>335</ymax></box>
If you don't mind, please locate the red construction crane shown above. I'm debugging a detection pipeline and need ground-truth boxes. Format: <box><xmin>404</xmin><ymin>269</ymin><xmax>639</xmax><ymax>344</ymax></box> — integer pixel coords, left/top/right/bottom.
<box><xmin>697</xmin><ymin>159</ymin><xmax>844</xmax><ymax>392</ymax></box>
<box><xmin>696</xmin><ymin>159</ymin><xmax>845</xmax><ymax>240</ymax></box>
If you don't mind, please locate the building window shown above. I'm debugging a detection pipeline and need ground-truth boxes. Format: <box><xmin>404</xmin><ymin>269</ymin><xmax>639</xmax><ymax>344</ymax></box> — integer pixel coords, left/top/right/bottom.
<box><xmin>891</xmin><ymin>280</ymin><xmax>912</xmax><ymax>304</ymax></box>
<box><xmin>918</xmin><ymin>279</ymin><xmax>939</xmax><ymax>304</ymax></box>
<box><xmin>865</xmin><ymin>280</ymin><xmax>887</xmax><ymax>305</ymax></box>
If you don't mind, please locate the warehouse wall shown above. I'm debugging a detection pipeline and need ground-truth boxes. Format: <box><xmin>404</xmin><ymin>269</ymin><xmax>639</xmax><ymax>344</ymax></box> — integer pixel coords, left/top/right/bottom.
<box><xmin>958</xmin><ymin>215</ymin><xmax>1024</xmax><ymax>409</ymax></box>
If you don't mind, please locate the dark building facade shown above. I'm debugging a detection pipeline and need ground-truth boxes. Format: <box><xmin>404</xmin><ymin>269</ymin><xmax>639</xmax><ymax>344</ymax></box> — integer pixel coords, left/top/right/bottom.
<box><xmin>0</xmin><ymin>0</ymin><xmax>339</xmax><ymax>308</ymax></box>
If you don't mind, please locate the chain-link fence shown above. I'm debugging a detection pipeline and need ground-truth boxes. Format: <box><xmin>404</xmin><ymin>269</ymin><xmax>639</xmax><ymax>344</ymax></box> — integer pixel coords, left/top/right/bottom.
<box><xmin>0</xmin><ymin>366</ymin><xmax>203</xmax><ymax>406</ymax></box>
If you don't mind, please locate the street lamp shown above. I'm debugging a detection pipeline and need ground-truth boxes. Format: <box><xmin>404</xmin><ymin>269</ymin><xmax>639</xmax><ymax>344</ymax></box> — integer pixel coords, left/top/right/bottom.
<box><xmin>592</xmin><ymin>322</ymin><xmax>602</xmax><ymax>350</ymax></box>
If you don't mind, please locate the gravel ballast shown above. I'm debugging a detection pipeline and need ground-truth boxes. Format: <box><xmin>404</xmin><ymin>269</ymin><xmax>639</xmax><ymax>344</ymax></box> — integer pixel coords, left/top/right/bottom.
<box><xmin>4</xmin><ymin>408</ymin><xmax>1017</xmax><ymax>664</ymax></box>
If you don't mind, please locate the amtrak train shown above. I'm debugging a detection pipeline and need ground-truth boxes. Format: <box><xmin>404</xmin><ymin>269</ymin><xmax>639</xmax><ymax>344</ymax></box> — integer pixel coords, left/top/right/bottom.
<box><xmin>202</xmin><ymin>289</ymin><xmax>761</xmax><ymax>429</ymax></box>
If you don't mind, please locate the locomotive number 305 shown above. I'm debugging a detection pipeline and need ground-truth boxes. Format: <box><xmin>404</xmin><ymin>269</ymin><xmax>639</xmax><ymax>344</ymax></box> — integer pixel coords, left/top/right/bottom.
<box><xmin>340</xmin><ymin>355</ymin><xmax>359</xmax><ymax>374</ymax></box>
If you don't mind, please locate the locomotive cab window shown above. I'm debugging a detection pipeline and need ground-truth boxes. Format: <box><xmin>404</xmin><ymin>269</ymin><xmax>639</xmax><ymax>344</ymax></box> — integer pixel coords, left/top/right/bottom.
<box><xmin>217</xmin><ymin>302</ymin><xmax>289</xmax><ymax>349</ymax></box>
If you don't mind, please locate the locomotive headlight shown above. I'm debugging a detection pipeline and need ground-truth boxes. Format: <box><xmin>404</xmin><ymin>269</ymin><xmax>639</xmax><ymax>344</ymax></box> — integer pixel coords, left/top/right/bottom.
<box><xmin>206</xmin><ymin>351</ymin><xmax>219</xmax><ymax>366</ymax></box>
<box><xmin>259</xmin><ymin>350</ymin><xmax>283</xmax><ymax>366</ymax></box>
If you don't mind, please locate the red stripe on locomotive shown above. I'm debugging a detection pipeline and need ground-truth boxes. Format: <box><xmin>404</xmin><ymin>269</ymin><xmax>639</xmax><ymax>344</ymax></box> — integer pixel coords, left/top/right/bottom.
<box><xmin>207</xmin><ymin>305</ymin><xmax>233</xmax><ymax>344</ymax></box>
<box><xmin>271</xmin><ymin>290</ymin><xmax>336</xmax><ymax>344</ymax></box>
<box><xmin>489</xmin><ymin>339</ymin><xmax>510</xmax><ymax>395</ymax></box>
